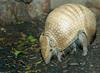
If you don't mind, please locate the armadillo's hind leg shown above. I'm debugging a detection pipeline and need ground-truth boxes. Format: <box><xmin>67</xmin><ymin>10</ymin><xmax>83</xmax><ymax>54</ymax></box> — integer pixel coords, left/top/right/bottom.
<box><xmin>79</xmin><ymin>32</ymin><xmax>88</xmax><ymax>56</ymax></box>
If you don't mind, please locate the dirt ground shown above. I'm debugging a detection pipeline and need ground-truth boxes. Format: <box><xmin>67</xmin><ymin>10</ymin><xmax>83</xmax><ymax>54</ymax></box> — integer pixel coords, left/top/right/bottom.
<box><xmin>0</xmin><ymin>16</ymin><xmax>100</xmax><ymax>73</ymax></box>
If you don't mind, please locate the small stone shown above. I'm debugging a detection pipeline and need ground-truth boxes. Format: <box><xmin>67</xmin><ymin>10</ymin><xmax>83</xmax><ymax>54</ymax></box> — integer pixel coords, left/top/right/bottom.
<box><xmin>69</xmin><ymin>63</ymin><xmax>79</xmax><ymax>66</ymax></box>
<box><xmin>80</xmin><ymin>62</ymin><xmax>86</xmax><ymax>66</ymax></box>
<box><xmin>1</xmin><ymin>27</ymin><xmax>6</xmax><ymax>32</ymax></box>
<box><xmin>90</xmin><ymin>64</ymin><xmax>94</xmax><ymax>67</ymax></box>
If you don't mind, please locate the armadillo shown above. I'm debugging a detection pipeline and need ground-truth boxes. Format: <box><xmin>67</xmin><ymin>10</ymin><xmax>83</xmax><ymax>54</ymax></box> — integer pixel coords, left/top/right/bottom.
<box><xmin>39</xmin><ymin>4</ymin><xmax>96</xmax><ymax>64</ymax></box>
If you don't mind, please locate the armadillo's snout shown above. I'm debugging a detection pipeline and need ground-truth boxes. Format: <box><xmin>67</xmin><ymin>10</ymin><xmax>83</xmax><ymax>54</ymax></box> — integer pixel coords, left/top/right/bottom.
<box><xmin>45</xmin><ymin>57</ymin><xmax>51</xmax><ymax>64</ymax></box>
<box><xmin>43</xmin><ymin>52</ymin><xmax>52</xmax><ymax>64</ymax></box>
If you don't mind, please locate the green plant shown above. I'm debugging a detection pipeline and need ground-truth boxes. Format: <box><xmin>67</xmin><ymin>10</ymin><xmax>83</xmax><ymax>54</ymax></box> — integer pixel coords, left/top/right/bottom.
<box><xmin>12</xmin><ymin>48</ymin><xmax>25</xmax><ymax>58</ymax></box>
<box><xmin>27</xmin><ymin>35</ymin><xmax>37</xmax><ymax>44</ymax></box>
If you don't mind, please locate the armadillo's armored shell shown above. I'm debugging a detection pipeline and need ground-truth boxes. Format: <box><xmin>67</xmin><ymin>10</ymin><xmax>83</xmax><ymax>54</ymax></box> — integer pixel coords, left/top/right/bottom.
<box><xmin>44</xmin><ymin>4</ymin><xmax>96</xmax><ymax>51</ymax></box>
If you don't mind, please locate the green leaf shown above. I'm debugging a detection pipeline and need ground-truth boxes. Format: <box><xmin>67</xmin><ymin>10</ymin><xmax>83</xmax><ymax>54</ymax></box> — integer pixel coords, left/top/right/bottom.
<box><xmin>35</xmin><ymin>60</ymin><xmax>42</xmax><ymax>65</ymax></box>
<box><xmin>27</xmin><ymin>35</ymin><xmax>37</xmax><ymax>43</ymax></box>
<box><xmin>12</xmin><ymin>48</ymin><xmax>24</xmax><ymax>57</ymax></box>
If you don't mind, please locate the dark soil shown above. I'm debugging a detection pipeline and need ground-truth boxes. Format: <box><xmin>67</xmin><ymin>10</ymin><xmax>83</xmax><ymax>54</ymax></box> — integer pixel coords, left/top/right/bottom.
<box><xmin>0</xmin><ymin>16</ymin><xmax>100</xmax><ymax>73</ymax></box>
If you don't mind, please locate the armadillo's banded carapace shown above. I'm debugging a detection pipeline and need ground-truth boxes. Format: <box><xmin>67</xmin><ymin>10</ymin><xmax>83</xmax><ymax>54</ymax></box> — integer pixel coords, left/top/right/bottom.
<box><xmin>44</xmin><ymin>4</ymin><xmax>96</xmax><ymax>50</ymax></box>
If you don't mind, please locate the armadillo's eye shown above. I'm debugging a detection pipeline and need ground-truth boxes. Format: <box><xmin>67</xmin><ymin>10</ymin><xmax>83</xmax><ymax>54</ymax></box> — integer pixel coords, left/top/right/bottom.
<box><xmin>50</xmin><ymin>49</ymin><xmax>53</xmax><ymax>52</ymax></box>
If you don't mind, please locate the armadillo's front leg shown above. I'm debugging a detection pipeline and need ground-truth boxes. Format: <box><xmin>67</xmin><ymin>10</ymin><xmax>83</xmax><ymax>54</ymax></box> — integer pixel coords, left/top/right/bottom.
<box><xmin>79</xmin><ymin>32</ymin><xmax>88</xmax><ymax>56</ymax></box>
<box><xmin>57</xmin><ymin>51</ymin><xmax>63</xmax><ymax>62</ymax></box>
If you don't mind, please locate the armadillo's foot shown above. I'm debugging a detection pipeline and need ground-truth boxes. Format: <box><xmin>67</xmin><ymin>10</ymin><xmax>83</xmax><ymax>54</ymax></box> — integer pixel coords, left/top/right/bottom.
<box><xmin>82</xmin><ymin>48</ymin><xmax>88</xmax><ymax>56</ymax></box>
<box><xmin>57</xmin><ymin>52</ymin><xmax>63</xmax><ymax>62</ymax></box>
<box><xmin>78</xmin><ymin>32</ymin><xmax>88</xmax><ymax>56</ymax></box>
<box><xmin>70</xmin><ymin>42</ymin><xmax>77</xmax><ymax>54</ymax></box>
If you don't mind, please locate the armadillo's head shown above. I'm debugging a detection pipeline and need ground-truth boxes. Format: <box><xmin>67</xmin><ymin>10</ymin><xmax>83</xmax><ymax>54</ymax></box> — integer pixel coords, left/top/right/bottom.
<box><xmin>39</xmin><ymin>32</ymin><xmax>57</xmax><ymax>64</ymax></box>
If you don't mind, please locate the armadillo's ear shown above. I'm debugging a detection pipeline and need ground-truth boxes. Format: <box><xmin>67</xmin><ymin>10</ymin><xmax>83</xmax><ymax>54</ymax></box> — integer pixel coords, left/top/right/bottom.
<box><xmin>39</xmin><ymin>32</ymin><xmax>45</xmax><ymax>42</ymax></box>
<box><xmin>39</xmin><ymin>33</ymin><xmax>43</xmax><ymax>43</ymax></box>
<box><xmin>39</xmin><ymin>32</ymin><xmax>49</xmax><ymax>47</ymax></box>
